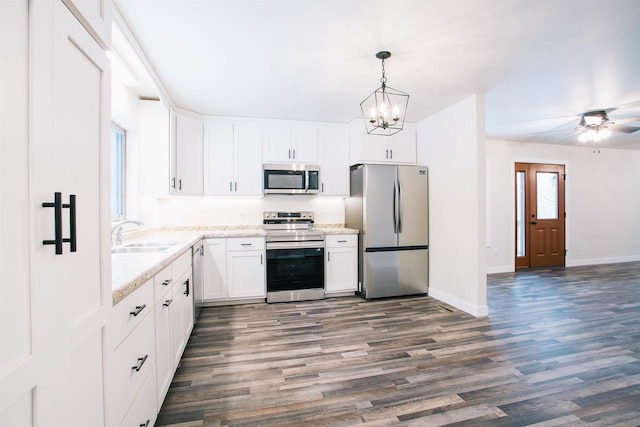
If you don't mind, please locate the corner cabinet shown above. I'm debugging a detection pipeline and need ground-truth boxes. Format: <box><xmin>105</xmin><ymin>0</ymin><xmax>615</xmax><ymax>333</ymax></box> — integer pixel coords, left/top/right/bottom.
<box><xmin>139</xmin><ymin>99</ymin><xmax>171</xmax><ymax>197</ymax></box>
<box><xmin>204</xmin><ymin>121</ymin><xmax>263</xmax><ymax>196</ymax></box>
<box><xmin>325</xmin><ymin>234</ymin><xmax>358</xmax><ymax>295</ymax></box>
<box><xmin>349</xmin><ymin>120</ymin><xmax>417</xmax><ymax>165</ymax></box>
<box><xmin>173</xmin><ymin>113</ymin><xmax>204</xmax><ymax>195</ymax></box>
<box><xmin>0</xmin><ymin>1</ymin><xmax>111</xmax><ymax>425</ymax></box>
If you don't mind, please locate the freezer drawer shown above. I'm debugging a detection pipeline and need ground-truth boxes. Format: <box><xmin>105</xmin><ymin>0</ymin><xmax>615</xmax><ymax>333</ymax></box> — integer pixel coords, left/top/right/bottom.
<box><xmin>361</xmin><ymin>248</ymin><xmax>428</xmax><ymax>299</ymax></box>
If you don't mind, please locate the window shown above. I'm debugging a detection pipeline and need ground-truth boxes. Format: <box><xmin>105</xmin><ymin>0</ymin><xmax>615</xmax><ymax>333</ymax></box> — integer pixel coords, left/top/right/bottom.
<box><xmin>111</xmin><ymin>124</ymin><xmax>125</xmax><ymax>220</ymax></box>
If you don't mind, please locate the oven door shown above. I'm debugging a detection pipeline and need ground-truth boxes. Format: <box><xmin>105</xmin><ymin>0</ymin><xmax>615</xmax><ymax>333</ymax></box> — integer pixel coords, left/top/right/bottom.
<box><xmin>266</xmin><ymin>245</ymin><xmax>324</xmax><ymax>293</ymax></box>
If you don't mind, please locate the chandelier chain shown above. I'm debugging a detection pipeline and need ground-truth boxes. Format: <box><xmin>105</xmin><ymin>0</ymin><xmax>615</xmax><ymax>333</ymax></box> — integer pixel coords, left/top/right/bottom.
<box><xmin>380</xmin><ymin>58</ymin><xmax>387</xmax><ymax>86</ymax></box>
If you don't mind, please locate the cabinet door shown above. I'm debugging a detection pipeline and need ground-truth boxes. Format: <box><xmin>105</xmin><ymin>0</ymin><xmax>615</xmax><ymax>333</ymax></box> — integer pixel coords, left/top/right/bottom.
<box><xmin>202</xmin><ymin>239</ymin><xmax>228</xmax><ymax>300</ymax></box>
<box><xmin>388</xmin><ymin>126</ymin><xmax>417</xmax><ymax>164</ymax></box>
<box><xmin>227</xmin><ymin>251</ymin><xmax>266</xmax><ymax>299</ymax></box>
<box><xmin>175</xmin><ymin>114</ymin><xmax>204</xmax><ymax>195</ymax></box>
<box><xmin>15</xmin><ymin>2</ymin><xmax>110</xmax><ymax>425</ymax></box>
<box><xmin>61</xmin><ymin>0</ymin><xmax>111</xmax><ymax>49</ymax></box>
<box><xmin>139</xmin><ymin>100</ymin><xmax>170</xmax><ymax>196</ymax></box>
<box><xmin>318</xmin><ymin>128</ymin><xmax>349</xmax><ymax>197</ymax></box>
<box><xmin>234</xmin><ymin>123</ymin><xmax>263</xmax><ymax>195</ymax></box>
<box><xmin>204</xmin><ymin>121</ymin><xmax>235</xmax><ymax>195</ymax></box>
<box><xmin>171</xmin><ymin>270</ymin><xmax>194</xmax><ymax>367</ymax></box>
<box><xmin>292</xmin><ymin>126</ymin><xmax>318</xmax><ymax>163</ymax></box>
<box><xmin>0</xmin><ymin>2</ymin><xmax>33</xmax><ymax>424</ymax></box>
<box><xmin>155</xmin><ymin>292</ymin><xmax>174</xmax><ymax>406</ymax></box>
<box><xmin>325</xmin><ymin>247</ymin><xmax>358</xmax><ymax>293</ymax></box>
<box><xmin>262</xmin><ymin>124</ymin><xmax>292</xmax><ymax>162</ymax></box>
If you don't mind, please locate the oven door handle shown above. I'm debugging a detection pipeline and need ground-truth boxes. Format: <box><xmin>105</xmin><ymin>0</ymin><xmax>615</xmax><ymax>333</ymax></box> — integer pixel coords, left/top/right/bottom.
<box><xmin>266</xmin><ymin>241</ymin><xmax>325</xmax><ymax>250</ymax></box>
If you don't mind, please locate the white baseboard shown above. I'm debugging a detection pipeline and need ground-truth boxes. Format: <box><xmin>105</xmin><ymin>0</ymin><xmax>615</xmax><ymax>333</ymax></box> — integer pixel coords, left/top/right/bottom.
<box><xmin>486</xmin><ymin>265</ymin><xmax>513</xmax><ymax>274</ymax></box>
<box><xmin>566</xmin><ymin>255</ymin><xmax>640</xmax><ymax>267</ymax></box>
<box><xmin>428</xmin><ymin>288</ymin><xmax>489</xmax><ymax>318</ymax></box>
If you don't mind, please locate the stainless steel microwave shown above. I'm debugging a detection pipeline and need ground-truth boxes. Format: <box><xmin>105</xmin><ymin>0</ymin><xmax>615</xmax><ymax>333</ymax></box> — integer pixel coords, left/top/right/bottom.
<box><xmin>263</xmin><ymin>164</ymin><xmax>320</xmax><ymax>195</ymax></box>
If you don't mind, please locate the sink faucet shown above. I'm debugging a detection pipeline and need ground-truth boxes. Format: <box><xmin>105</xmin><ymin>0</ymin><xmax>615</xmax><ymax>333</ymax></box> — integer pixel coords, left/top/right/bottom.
<box><xmin>111</xmin><ymin>220</ymin><xmax>144</xmax><ymax>246</ymax></box>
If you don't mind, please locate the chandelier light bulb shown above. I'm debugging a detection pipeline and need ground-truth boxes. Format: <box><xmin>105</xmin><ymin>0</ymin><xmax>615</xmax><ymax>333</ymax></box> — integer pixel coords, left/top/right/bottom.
<box><xmin>598</xmin><ymin>128</ymin><xmax>612</xmax><ymax>140</ymax></box>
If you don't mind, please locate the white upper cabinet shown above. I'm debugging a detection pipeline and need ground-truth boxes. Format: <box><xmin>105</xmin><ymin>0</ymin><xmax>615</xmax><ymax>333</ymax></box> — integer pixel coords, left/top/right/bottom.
<box><xmin>174</xmin><ymin>113</ymin><xmax>204</xmax><ymax>196</ymax></box>
<box><xmin>318</xmin><ymin>127</ymin><xmax>349</xmax><ymax>197</ymax></box>
<box><xmin>349</xmin><ymin>120</ymin><xmax>417</xmax><ymax>165</ymax></box>
<box><xmin>204</xmin><ymin>121</ymin><xmax>262</xmax><ymax>196</ymax></box>
<box><xmin>263</xmin><ymin>124</ymin><xmax>318</xmax><ymax>163</ymax></box>
<box><xmin>139</xmin><ymin>100</ymin><xmax>171</xmax><ymax>197</ymax></box>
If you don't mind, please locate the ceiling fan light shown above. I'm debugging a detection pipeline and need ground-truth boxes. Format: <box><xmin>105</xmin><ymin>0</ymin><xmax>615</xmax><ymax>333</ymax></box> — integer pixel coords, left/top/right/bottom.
<box><xmin>578</xmin><ymin>132</ymin><xmax>589</xmax><ymax>143</ymax></box>
<box><xmin>584</xmin><ymin>116</ymin><xmax>602</xmax><ymax>126</ymax></box>
<box><xmin>598</xmin><ymin>128</ymin><xmax>612</xmax><ymax>140</ymax></box>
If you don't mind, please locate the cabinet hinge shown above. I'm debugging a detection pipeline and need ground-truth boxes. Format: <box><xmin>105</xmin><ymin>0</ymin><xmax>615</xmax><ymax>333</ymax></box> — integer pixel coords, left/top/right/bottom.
<box><xmin>564</xmin><ymin>249</ymin><xmax>568</xmax><ymax>256</ymax></box>
<box><xmin>564</xmin><ymin>212</ymin><xmax>566</xmax><ymax>219</ymax></box>
<box><xmin>562</xmin><ymin>173</ymin><xmax>567</xmax><ymax>180</ymax></box>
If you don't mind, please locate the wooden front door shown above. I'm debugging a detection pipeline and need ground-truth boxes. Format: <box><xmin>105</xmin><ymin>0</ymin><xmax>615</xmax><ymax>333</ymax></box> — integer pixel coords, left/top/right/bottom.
<box><xmin>515</xmin><ymin>163</ymin><xmax>566</xmax><ymax>268</ymax></box>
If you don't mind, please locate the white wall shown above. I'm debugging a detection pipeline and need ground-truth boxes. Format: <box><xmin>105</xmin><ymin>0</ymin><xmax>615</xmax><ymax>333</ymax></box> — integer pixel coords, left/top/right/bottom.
<box><xmin>486</xmin><ymin>139</ymin><xmax>640</xmax><ymax>272</ymax></box>
<box><xmin>417</xmin><ymin>95</ymin><xmax>488</xmax><ymax>317</ymax></box>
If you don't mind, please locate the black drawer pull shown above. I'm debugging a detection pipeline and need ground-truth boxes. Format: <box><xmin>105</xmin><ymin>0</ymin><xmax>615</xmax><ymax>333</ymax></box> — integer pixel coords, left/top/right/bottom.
<box><xmin>161</xmin><ymin>279</ymin><xmax>172</xmax><ymax>286</ymax></box>
<box><xmin>184</xmin><ymin>278</ymin><xmax>190</xmax><ymax>296</ymax></box>
<box><xmin>140</xmin><ymin>420</ymin><xmax>150</xmax><ymax>427</ymax></box>
<box><xmin>337</xmin><ymin>240</ymin><xmax>347</xmax><ymax>243</ymax></box>
<box><xmin>131</xmin><ymin>354</ymin><xmax>148</xmax><ymax>372</ymax></box>
<box><xmin>240</xmin><ymin>243</ymin><xmax>252</xmax><ymax>246</ymax></box>
<box><xmin>163</xmin><ymin>299</ymin><xmax>173</xmax><ymax>307</ymax></box>
<box><xmin>129</xmin><ymin>304</ymin><xmax>146</xmax><ymax>317</ymax></box>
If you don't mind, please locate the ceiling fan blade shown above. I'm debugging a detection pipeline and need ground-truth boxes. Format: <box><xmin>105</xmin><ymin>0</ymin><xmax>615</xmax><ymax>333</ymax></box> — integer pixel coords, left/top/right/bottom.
<box><xmin>530</xmin><ymin>128</ymin><xmax>575</xmax><ymax>135</ymax></box>
<box><xmin>610</xmin><ymin>116</ymin><xmax>640</xmax><ymax>125</ymax></box>
<box><xmin>609</xmin><ymin>124</ymin><xmax>640</xmax><ymax>133</ymax></box>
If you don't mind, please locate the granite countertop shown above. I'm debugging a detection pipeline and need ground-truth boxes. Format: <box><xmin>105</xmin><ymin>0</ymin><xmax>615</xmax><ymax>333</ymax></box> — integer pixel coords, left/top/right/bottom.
<box><xmin>111</xmin><ymin>225</ymin><xmax>358</xmax><ymax>305</ymax></box>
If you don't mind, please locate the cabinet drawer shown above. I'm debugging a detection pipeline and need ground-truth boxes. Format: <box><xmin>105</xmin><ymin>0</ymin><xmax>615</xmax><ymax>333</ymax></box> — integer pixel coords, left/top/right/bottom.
<box><xmin>172</xmin><ymin>250</ymin><xmax>192</xmax><ymax>281</ymax></box>
<box><xmin>326</xmin><ymin>234</ymin><xmax>357</xmax><ymax>248</ymax></box>
<box><xmin>120</xmin><ymin>365</ymin><xmax>158</xmax><ymax>427</ymax></box>
<box><xmin>227</xmin><ymin>237</ymin><xmax>265</xmax><ymax>251</ymax></box>
<box><xmin>112</xmin><ymin>279</ymin><xmax>153</xmax><ymax>347</ymax></box>
<box><xmin>110</xmin><ymin>312</ymin><xmax>156</xmax><ymax>427</ymax></box>
<box><xmin>154</xmin><ymin>264</ymin><xmax>173</xmax><ymax>304</ymax></box>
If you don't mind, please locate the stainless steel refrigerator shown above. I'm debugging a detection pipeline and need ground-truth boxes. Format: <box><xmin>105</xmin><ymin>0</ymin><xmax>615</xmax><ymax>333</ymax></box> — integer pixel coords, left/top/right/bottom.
<box><xmin>345</xmin><ymin>164</ymin><xmax>429</xmax><ymax>299</ymax></box>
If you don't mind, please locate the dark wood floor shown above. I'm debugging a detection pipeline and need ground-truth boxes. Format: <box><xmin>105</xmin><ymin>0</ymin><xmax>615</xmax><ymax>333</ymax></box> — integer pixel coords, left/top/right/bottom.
<box><xmin>157</xmin><ymin>262</ymin><xmax>640</xmax><ymax>426</ymax></box>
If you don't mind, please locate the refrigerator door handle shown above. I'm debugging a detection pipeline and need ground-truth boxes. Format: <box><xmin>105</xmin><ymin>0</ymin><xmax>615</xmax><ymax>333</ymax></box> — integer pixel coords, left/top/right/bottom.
<box><xmin>392</xmin><ymin>180</ymin><xmax>398</xmax><ymax>234</ymax></box>
<box><xmin>398</xmin><ymin>179</ymin><xmax>403</xmax><ymax>233</ymax></box>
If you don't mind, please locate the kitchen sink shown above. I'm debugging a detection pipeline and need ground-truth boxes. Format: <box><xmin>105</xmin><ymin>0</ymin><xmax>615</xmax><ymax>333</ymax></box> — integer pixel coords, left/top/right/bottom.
<box><xmin>111</xmin><ymin>246</ymin><xmax>171</xmax><ymax>254</ymax></box>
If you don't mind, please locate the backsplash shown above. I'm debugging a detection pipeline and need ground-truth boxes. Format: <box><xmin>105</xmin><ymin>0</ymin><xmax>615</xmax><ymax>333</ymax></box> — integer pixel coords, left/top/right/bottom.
<box><xmin>139</xmin><ymin>196</ymin><xmax>346</xmax><ymax>227</ymax></box>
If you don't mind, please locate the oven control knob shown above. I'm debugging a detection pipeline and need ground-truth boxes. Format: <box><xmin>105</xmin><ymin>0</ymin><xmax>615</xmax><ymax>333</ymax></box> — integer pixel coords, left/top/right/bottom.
<box><xmin>271</xmin><ymin>213</ymin><xmax>276</xmax><ymax>218</ymax></box>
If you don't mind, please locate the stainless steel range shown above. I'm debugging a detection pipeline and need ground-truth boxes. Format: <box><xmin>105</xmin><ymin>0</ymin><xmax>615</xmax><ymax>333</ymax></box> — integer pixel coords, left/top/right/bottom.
<box><xmin>263</xmin><ymin>211</ymin><xmax>325</xmax><ymax>303</ymax></box>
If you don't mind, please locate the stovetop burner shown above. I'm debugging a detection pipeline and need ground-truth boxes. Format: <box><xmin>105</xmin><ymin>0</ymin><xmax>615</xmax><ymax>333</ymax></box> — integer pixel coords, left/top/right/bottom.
<box><xmin>263</xmin><ymin>211</ymin><xmax>324</xmax><ymax>243</ymax></box>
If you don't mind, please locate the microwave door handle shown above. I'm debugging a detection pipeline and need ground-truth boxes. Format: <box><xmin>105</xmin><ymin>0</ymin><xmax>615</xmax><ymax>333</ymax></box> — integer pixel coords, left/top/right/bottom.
<box><xmin>305</xmin><ymin>170</ymin><xmax>309</xmax><ymax>193</ymax></box>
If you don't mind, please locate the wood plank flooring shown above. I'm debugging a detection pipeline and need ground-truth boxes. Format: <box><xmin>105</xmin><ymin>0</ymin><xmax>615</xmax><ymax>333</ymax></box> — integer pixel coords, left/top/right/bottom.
<box><xmin>156</xmin><ymin>262</ymin><xmax>640</xmax><ymax>426</ymax></box>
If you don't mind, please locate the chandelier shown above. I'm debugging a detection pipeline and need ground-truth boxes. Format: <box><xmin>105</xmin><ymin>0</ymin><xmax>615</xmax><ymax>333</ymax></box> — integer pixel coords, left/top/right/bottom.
<box><xmin>360</xmin><ymin>51</ymin><xmax>409</xmax><ymax>136</ymax></box>
<box><xmin>577</xmin><ymin>111</ymin><xmax>612</xmax><ymax>143</ymax></box>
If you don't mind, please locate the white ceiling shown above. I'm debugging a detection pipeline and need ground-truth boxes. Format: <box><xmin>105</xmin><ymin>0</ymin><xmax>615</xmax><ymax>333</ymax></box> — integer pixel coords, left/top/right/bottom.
<box><xmin>114</xmin><ymin>0</ymin><xmax>640</xmax><ymax>149</ymax></box>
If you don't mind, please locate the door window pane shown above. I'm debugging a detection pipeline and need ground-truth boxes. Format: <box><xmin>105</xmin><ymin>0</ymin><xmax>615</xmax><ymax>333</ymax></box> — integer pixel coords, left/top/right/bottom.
<box><xmin>516</xmin><ymin>171</ymin><xmax>525</xmax><ymax>257</ymax></box>
<box><xmin>536</xmin><ymin>172</ymin><xmax>558</xmax><ymax>219</ymax></box>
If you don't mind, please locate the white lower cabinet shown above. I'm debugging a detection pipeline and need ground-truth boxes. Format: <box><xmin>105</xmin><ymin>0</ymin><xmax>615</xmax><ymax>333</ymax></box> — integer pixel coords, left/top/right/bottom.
<box><xmin>203</xmin><ymin>237</ymin><xmax>266</xmax><ymax>302</ymax></box>
<box><xmin>109</xmin><ymin>296</ymin><xmax>156</xmax><ymax>427</ymax></box>
<box><xmin>325</xmin><ymin>234</ymin><xmax>358</xmax><ymax>295</ymax></box>
<box><xmin>109</xmin><ymin>250</ymin><xmax>194</xmax><ymax>426</ymax></box>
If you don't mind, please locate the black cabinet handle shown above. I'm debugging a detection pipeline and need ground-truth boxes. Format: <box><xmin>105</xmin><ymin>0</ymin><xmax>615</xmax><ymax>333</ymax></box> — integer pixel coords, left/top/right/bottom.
<box><xmin>131</xmin><ymin>354</ymin><xmax>148</xmax><ymax>372</ymax></box>
<box><xmin>178</xmin><ymin>179</ymin><xmax>182</xmax><ymax>190</ymax></box>
<box><xmin>42</xmin><ymin>192</ymin><xmax>76</xmax><ymax>254</ymax></box>
<box><xmin>161</xmin><ymin>279</ymin><xmax>172</xmax><ymax>286</ymax></box>
<box><xmin>140</xmin><ymin>420</ymin><xmax>150</xmax><ymax>427</ymax></box>
<box><xmin>171</xmin><ymin>177</ymin><xmax>176</xmax><ymax>189</ymax></box>
<box><xmin>163</xmin><ymin>299</ymin><xmax>173</xmax><ymax>307</ymax></box>
<box><xmin>184</xmin><ymin>278</ymin><xmax>190</xmax><ymax>296</ymax></box>
<box><xmin>129</xmin><ymin>304</ymin><xmax>146</xmax><ymax>317</ymax></box>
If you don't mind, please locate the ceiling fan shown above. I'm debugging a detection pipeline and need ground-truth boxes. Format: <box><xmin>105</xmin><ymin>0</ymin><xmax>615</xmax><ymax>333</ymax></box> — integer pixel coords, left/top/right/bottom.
<box><xmin>531</xmin><ymin>101</ymin><xmax>640</xmax><ymax>142</ymax></box>
<box><xmin>576</xmin><ymin>109</ymin><xmax>640</xmax><ymax>142</ymax></box>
